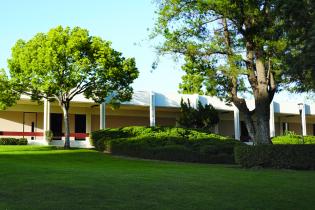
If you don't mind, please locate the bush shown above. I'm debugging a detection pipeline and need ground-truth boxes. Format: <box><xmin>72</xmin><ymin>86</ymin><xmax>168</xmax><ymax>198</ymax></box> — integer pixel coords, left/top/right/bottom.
<box><xmin>0</xmin><ymin>138</ymin><xmax>28</xmax><ymax>145</ymax></box>
<box><xmin>272</xmin><ymin>135</ymin><xmax>315</xmax><ymax>144</ymax></box>
<box><xmin>272</xmin><ymin>132</ymin><xmax>315</xmax><ymax>144</ymax></box>
<box><xmin>18</xmin><ymin>138</ymin><xmax>28</xmax><ymax>145</ymax></box>
<box><xmin>108</xmin><ymin>135</ymin><xmax>239</xmax><ymax>164</ymax></box>
<box><xmin>91</xmin><ymin>126</ymin><xmax>241</xmax><ymax>163</ymax></box>
<box><xmin>234</xmin><ymin>145</ymin><xmax>315</xmax><ymax>170</ymax></box>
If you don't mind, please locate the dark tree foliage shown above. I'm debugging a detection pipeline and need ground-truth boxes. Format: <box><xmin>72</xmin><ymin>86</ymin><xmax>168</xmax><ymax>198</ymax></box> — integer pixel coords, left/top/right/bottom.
<box><xmin>178</xmin><ymin>99</ymin><xmax>219</xmax><ymax>131</ymax></box>
<box><xmin>152</xmin><ymin>0</ymin><xmax>315</xmax><ymax>144</ymax></box>
<box><xmin>279</xmin><ymin>0</ymin><xmax>315</xmax><ymax>92</ymax></box>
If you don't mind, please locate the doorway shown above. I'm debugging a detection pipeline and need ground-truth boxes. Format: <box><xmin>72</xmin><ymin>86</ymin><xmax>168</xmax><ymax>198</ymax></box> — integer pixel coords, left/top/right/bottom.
<box><xmin>23</xmin><ymin>112</ymin><xmax>37</xmax><ymax>140</ymax></box>
<box><xmin>50</xmin><ymin>113</ymin><xmax>63</xmax><ymax>140</ymax></box>
<box><xmin>75</xmin><ymin>114</ymin><xmax>86</xmax><ymax>140</ymax></box>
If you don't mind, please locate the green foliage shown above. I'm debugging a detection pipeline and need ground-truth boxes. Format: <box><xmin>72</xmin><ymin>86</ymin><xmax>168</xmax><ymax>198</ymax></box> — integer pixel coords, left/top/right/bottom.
<box><xmin>90</xmin><ymin>126</ymin><xmax>231</xmax><ymax>150</ymax></box>
<box><xmin>152</xmin><ymin>0</ymin><xmax>287</xmax><ymax>99</ymax></box>
<box><xmin>109</xmin><ymin>136</ymin><xmax>238</xmax><ymax>164</ymax></box>
<box><xmin>45</xmin><ymin>130</ymin><xmax>54</xmax><ymax>143</ymax></box>
<box><xmin>177</xmin><ymin>99</ymin><xmax>219</xmax><ymax>130</ymax></box>
<box><xmin>6</xmin><ymin>26</ymin><xmax>139</xmax><ymax>148</ymax></box>
<box><xmin>151</xmin><ymin>0</ymin><xmax>313</xmax><ymax>144</ymax></box>
<box><xmin>235</xmin><ymin>145</ymin><xmax>315</xmax><ymax>170</ymax></box>
<box><xmin>280</xmin><ymin>0</ymin><xmax>315</xmax><ymax>92</ymax></box>
<box><xmin>0</xmin><ymin>69</ymin><xmax>20</xmax><ymax>110</ymax></box>
<box><xmin>8</xmin><ymin>25</ymin><xmax>138</xmax><ymax>104</ymax></box>
<box><xmin>91</xmin><ymin>126</ymin><xmax>241</xmax><ymax>163</ymax></box>
<box><xmin>0</xmin><ymin>138</ymin><xmax>28</xmax><ymax>145</ymax></box>
<box><xmin>272</xmin><ymin>135</ymin><xmax>315</xmax><ymax>145</ymax></box>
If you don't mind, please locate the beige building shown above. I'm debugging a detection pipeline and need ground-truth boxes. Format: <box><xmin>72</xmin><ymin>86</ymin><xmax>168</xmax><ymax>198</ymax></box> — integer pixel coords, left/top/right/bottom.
<box><xmin>0</xmin><ymin>91</ymin><xmax>314</xmax><ymax>147</ymax></box>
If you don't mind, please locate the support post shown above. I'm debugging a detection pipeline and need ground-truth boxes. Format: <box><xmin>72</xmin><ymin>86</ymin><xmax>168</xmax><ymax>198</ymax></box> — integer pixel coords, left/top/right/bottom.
<box><xmin>214</xmin><ymin>124</ymin><xmax>219</xmax><ymax>134</ymax></box>
<box><xmin>285</xmin><ymin>122</ymin><xmax>288</xmax><ymax>134</ymax></box>
<box><xmin>86</xmin><ymin>111</ymin><xmax>91</xmax><ymax>144</ymax></box>
<box><xmin>302</xmin><ymin>104</ymin><xmax>307</xmax><ymax>136</ymax></box>
<box><xmin>270</xmin><ymin>101</ymin><xmax>275</xmax><ymax>137</ymax></box>
<box><xmin>43</xmin><ymin>99</ymin><xmax>50</xmax><ymax>141</ymax></box>
<box><xmin>100</xmin><ymin>102</ymin><xmax>106</xmax><ymax>129</ymax></box>
<box><xmin>150</xmin><ymin>91</ymin><xmax>156</xmax><ymax>127</ymax></box>
<box><xmin>234</xmin><ymin>106</ymin><xmax>240</xmax><ymax>140</ymax></box>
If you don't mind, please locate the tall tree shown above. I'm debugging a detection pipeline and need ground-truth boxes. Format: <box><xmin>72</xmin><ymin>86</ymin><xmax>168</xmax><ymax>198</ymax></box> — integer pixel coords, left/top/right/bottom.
<box><xmin>0</xmin><ymin>69</ymin><xmax>20</xmax><ymax>110</ymax></box>
<box><xmin>6</xmin><ymin>26</ymin><xmax>139</xmax><ymax>148</ymax></box>
<box><xmin>280</xmin><ymin>0</ymin><xmax>315</xmax><ymax>92</ymax></box>
<box><xmin>152</xmin><ymin>0</ymin><xmax>307</xmax><ymax>144</ymax></box>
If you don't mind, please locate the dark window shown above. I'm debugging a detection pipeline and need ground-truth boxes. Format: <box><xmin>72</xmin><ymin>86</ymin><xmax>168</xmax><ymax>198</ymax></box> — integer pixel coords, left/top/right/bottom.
<box><xmin>50</xmin><ymin>113</ymin><xmax>63</xmax><ymax>140</ymax></box>
<box><xmin>75</xmin><ymin>114</ymin><xmax>86</xmax><ymax>141</ymax></box>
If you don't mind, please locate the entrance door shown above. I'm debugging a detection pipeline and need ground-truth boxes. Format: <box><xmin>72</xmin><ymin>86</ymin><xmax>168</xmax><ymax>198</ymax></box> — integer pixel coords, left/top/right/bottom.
<box><xmin>24</xmin><ymin>113</ymin><xmax>37</xmax><ymax>140</ymax></box>
<box><xmin>50</xmin><ymin>113</ymin><xmax>63</xmax><ymax>140</ymax></box>
<box><xmin>75</xmin><ymin>114</ymin><xmax>86</xmax><ymax>140</ymax></box>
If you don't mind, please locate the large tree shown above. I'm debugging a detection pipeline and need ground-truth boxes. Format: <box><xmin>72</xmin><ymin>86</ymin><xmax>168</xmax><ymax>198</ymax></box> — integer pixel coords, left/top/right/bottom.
<box><xmin>152</xmin><ymin>0</ymin><xmax>313</xmax><ymax>144</ymax></box>
<box><xmin>5</xmin><ymin>26</ymin><xmax>139</xmax><ymax>148</ymax></box>
<box><xmin>280</xmin><ymin>0</ymin><xmax>315</xmax><ymax>93</ymax></box>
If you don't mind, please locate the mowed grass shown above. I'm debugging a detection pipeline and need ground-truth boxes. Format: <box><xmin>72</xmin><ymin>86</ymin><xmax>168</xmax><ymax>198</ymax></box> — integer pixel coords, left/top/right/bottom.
<box><xmin>0</xmin><ymin>146</ymin><xmax>315</xmax><ymax>210</ymax></box>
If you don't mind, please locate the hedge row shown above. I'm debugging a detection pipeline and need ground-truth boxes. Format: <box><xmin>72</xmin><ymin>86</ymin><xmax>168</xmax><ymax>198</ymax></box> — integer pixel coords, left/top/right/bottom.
<box><xmin>108</xmin><ymin>136</ymin><xmax>238</xmax><ymax>163</ymax></box>
<box><xmin>272</xmin><ymin>135</ymin><xmax>315</xmax><ymax>144</ymax></box>
<box><xmin>90</xmin><ymin>126</ymin><xmax>242</xmax><ymax>164</ymax></box>
<box><xmin>0</xmin><ymin>138</ymin><xmax>28</xmax><ymax>145</ymax></box>
<box><xmin>234</xmin><ymin>145</ymin><xmax>315</xmax><ymax>169</ymax></box>
<box><xmin>90</xmin><ymin>126</ymin><xmax>233</xmax><ymax>151</ymax></box>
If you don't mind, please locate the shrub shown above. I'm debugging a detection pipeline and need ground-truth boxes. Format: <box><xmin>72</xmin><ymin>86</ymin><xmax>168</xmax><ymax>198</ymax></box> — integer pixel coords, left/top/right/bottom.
<box><xmin>91</xmin><ymin>126</ymin><xmax>241</xmax><ymax>163</ymax></box>
<box><xmin>0</xmin><ymin>138</ymin><xmax>28</xmax><ymax>145</ymax></box>
<box><xmin>234</xmin><ymin>145</ymin><xmax>315</xmax><ymax>169</ymax></box>
<box><xmin>18</xmin><ymin>138</ymin><xmax>28</xmax><ymax>145</ymax></box>
<box><xmin>272</xmin><ymin>135</ymin><xmax>315</xmax><ymax>144</ymax></box>
<box><xmin>108</xmin><ymin>136</ymin><xmax>239</xmax><ymax>164</ymax></box>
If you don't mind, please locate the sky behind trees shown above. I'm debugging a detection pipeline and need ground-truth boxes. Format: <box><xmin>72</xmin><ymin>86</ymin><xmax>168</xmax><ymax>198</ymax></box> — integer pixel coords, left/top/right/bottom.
<box><xmin>0</xmin><ymin>0</ymin><xmax>311</xmax><ymax>102</ymax></box>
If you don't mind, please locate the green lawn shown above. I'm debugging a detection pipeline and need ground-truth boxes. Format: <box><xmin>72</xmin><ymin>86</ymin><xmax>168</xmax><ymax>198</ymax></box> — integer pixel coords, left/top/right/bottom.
<box><xmin>0</xmin><ymin>146</ymin><xmax>315</xmax><ymax>210</ymax></box>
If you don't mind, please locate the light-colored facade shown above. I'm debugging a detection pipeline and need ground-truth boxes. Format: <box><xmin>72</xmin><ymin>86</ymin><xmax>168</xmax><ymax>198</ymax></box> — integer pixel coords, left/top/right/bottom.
<box><xmin>0</xmin><ymin>91</ymin><xmax>314</xmax><ymax>147</ymax></box>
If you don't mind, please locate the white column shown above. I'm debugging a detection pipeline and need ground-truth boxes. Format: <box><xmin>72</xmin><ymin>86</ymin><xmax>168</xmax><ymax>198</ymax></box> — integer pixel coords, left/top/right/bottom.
<box><xmin>214</xmin><ymin>124</ymin><xmax>219</xmax><ymax>134</ymax></box>
<box><xmin>86</xmin><ymin>111</ymin><xmax>91</xmax><ymax>143</ymax></box>
<box><xmin>43</xmin><ymin>99</ymin><xmax>48</xmax><ymax>141</ymax></box>
<box><xmin>269</xmin><ymin>101</ymin><xmax>275</xmax><ymax>137</ymax></box>
<box><xmin>193</xmin><ymin>94</ymin><xmax>199</xmax><ymax>108</ymax></box>
<box><xmin>100</xmin><ymin>102</ymin><xmax>106</xmax><ymax>129</ymax></box>
<box><xmin>43</xmin><ymin>99</ymin><xmax>50</xmax><ymax>141</ymax></box>
<box><xmin>233</xmin><ymin>106</ymin><xmax>241</xmax><ymax>140</ymax></box>
<box><xmin>302</xmin><ymin>104</ymin><xmax>307</xmax><ymax>136</ymax></box>
<box><xmin>285</xmin><ymin>122</ymin><xmax>288</xmax><ymax>134</ymax></box>
<box><xmin>150</xmin><ymin>91</ymin><xmax>156</xmax><ymax>127</ymax></box>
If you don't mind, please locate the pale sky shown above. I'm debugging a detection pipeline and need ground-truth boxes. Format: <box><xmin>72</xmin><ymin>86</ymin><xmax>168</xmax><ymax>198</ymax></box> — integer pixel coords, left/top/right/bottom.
<box><xmin>0</xmin><ymin>0</ymin><xmax>311</xmax><ymax>103</ymax></box>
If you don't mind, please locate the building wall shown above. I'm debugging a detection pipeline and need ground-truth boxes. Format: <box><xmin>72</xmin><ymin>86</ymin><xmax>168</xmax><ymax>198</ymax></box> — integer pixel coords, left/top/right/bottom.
<box><xmin>156</xmin><ymin>117</ymin><xmax>177</xmax><ymax>126</ymax></box>
<box><xmin>219</xmin><ymin>120</ymin><xmax>234</xmax><ymax>137</ymax></box>
<box><xmin>0</xmin><ymin>111</ymin><xmax>24</xmax><ymax>131</ymax></box>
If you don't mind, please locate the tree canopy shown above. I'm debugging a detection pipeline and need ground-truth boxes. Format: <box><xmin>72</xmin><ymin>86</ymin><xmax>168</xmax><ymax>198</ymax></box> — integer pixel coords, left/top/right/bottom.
<box><xmin>152</xmin><ymin>0</ymin><xmax>315</xmax><ymax>144</ymax></box>
<box><xmin>280</xmin><ymin>0</ymin><xmax>315</xmax><ymax>92</ymax></box>
<box><xmin>3</xmin><ymin>26</ymin><xmax>139</xmax><ymax>148</ymax></box>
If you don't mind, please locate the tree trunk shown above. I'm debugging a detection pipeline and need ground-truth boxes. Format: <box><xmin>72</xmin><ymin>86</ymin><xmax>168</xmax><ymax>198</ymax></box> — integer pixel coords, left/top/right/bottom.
<box><xmin>243</xmin><ymin>113</ymin><xmax>256</xmax><ymax>142</ymax></box>
<box><xmin>254</xmin><ymin>100</ymin><xmax>272</xmax><ymax>144</ymax></box>
<box><xmin>61</xmin><ymin>103</ymin><xmax>71</xmax><ymax>149</ymax></box>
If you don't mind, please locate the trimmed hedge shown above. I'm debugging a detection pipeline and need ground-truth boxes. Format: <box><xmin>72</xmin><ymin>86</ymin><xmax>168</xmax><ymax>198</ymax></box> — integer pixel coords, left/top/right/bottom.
<box><xmin>0</xmin><ymin>138</ymin><xmax>28</xmax><ymax>145</ymax></box>
<box><xmin>272</xmin><ymin>135</ymin><xmax>315</xmax><ymax>144</ymax></box>
<box><xmin>235</xmin><ymin>145</ymin><xmax>315</xmax><ymax>169</ymax></box>
<box><xmin>91</xmin><ymin>126</ymin><xmax>242</xmax><ymax>164</ymax></box>
<box><xmin>90</xmin><ymin>126</ymin><xmax>232</xmax><ymax>151</ymax></box>
<box><xmin>108</xmin><ymin>137</ymin><xmax>237</xmax><ymax>163</ymax></box>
